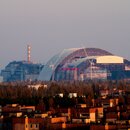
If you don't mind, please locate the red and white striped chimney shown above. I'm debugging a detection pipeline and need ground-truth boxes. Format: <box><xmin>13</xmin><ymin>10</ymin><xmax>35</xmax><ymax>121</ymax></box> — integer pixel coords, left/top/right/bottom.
<box><xmin>27</xmin><ymin>45</ymin><xmax>31</xmax><ymax>63</ymax></box>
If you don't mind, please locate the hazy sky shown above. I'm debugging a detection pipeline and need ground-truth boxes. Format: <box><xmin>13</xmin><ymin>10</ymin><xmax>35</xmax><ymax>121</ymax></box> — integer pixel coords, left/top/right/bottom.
<box><xmin>0</xmin><ymin>0</ymin><xmax>130</xmax><ymax>68</ymax></box>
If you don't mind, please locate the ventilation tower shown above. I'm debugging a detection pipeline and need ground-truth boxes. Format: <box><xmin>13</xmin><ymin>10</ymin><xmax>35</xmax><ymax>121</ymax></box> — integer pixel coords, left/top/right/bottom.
<box><xmin>27</xmin><ymin>45</ymin><xmax>31</xmax><ymax>63</ymax></box>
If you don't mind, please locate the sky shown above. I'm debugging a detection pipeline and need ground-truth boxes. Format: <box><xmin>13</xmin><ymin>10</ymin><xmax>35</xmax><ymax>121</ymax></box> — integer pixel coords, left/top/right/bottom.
<box><xmin>0</xmin><ymin>0</ymin><xmax>130</xmax><ymax>69</ymax></box>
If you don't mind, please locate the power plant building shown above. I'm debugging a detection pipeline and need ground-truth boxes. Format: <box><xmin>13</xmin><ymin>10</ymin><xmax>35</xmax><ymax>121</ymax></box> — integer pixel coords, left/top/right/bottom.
<box><xmin>38</xmin><ymin>48</ymin><xmax>130</xmax><ymax>81</ymax></box>
<box><xmin>1</xmin><ymin>61</ymin><xmax>43</xmax><ymax>82</ymax></box>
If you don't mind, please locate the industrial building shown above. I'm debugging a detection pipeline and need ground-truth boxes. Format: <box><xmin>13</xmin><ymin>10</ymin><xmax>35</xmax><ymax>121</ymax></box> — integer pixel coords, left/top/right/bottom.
<box><xmin>1</xmin><ymin>61</ymin><xmax>43</xmax><ymax>82</ymax></box>
<box><xmin>38</xmin><ymin>48</ymin><xmax>130</xmax><ymax>81</ymax></box>
<box><xmin>1</xmin><ymin>45</ymin><xmax>44</xmax><ymax>82</ymax></box>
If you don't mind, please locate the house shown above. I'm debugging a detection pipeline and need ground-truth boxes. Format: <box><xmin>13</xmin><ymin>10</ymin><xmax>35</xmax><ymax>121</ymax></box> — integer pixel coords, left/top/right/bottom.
<box><xmin>12</xmin><ymin>117</ymin><xmax>44</xmax><ymax>130</ymax></box>
<box><xmin>100</xmin><ymin>90</ymin><xmax>109</xmax><ymax>98</ymax></box>
<box><xmin>68</xmin><ymin>93</ymin><xmax>77</xmax><ymax>98</ymax></box>
<box><xmin>76</xmin><ymin>104</ymin><xmax>87</xmax><ymax>108</ymax></box>
<box><xmin>105</xmin><ymin>112</ymin><xmax>118</xmax><ymax>123</ymax></box>
<box><xmin>89</xmin><ymin>107</ymin><xmax>103</xmax><ymax>123</ymax></box>
<box><xmin>49</xmin><ymin>117</ymin><xmax>67</xmax><ymax>124</ymax></box>
<box><xmin>20</xmin><ymin>106</ymin><xmax>35</xmax><ymax>113</ymax></box>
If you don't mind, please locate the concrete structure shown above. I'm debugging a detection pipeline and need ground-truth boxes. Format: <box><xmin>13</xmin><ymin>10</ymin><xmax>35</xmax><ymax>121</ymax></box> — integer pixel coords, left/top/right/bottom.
<box><xmin>1</xmin><ymin>61</ymin><xmax>43</xmax><ymax>82</ymax></box>
<box><xmin>0</xmin><ymin>76</ymin><xmax>3</xmax><ymax>82</ymax></box>
<box><xmin>38</xmin><ymin>48</ymin><xmax>130</xmax><ymax>81</ymax></box>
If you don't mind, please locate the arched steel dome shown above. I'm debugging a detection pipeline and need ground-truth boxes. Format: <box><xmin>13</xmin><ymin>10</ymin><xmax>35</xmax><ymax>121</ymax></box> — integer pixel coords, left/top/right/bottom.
<box><xmin>38</xmin><ymin>48</ymin><xmax>114</xmax><ymax>81</ymax></box>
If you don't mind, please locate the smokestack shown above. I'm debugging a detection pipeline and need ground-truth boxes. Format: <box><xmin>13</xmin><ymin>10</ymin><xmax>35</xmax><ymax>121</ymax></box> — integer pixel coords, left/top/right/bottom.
<box><xmin>27</xmin><ymin>45</ymin><xmax>31</xmax><ymax>63</ymax></box>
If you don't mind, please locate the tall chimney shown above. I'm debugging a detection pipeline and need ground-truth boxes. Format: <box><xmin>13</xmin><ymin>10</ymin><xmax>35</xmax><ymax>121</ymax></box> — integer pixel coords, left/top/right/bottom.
<box><xmin>27</xmin><ymin>45</ymin><xmax>31</xmax><ymax>63</ymax></box>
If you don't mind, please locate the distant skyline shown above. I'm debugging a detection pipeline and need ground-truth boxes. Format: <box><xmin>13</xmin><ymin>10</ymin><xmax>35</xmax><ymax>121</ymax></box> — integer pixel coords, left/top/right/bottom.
<box><xmin>0</xmin><ymin>0</ymin><xmax>130</xmax><ymax>69</ymax></box>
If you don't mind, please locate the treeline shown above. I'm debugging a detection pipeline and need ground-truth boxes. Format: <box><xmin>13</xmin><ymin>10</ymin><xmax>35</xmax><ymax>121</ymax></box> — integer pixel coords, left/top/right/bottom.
<box><xmin>0</xmin><ymin>81</ymin><xmax>93</xmax><ymax>106</ymax></box>
<box><xmin>0</xmin><ymin>80</ymin><xmax>130</xmax><ymax>107</ymax></box>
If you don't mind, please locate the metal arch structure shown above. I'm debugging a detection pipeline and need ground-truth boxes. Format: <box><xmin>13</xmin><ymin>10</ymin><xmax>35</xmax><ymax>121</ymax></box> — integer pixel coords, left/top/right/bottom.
<box><xmin>38</xmin><ymin>48</ymin><xmax>114</xmax><ymax>81</ymax></box>
<box><xmin>59</xmin><ymin>48</ymin><xmax>113</xmax><ymax>65</ymax></box>
<box><xmin>82</xmin><ymin>47</ymin><xmax>95</xmax><ymax>80</ymax></box>
<box><xmin>38</xmin><ymin>48</ymin><xmax>80</xmax><ymax>81</ymax></box>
